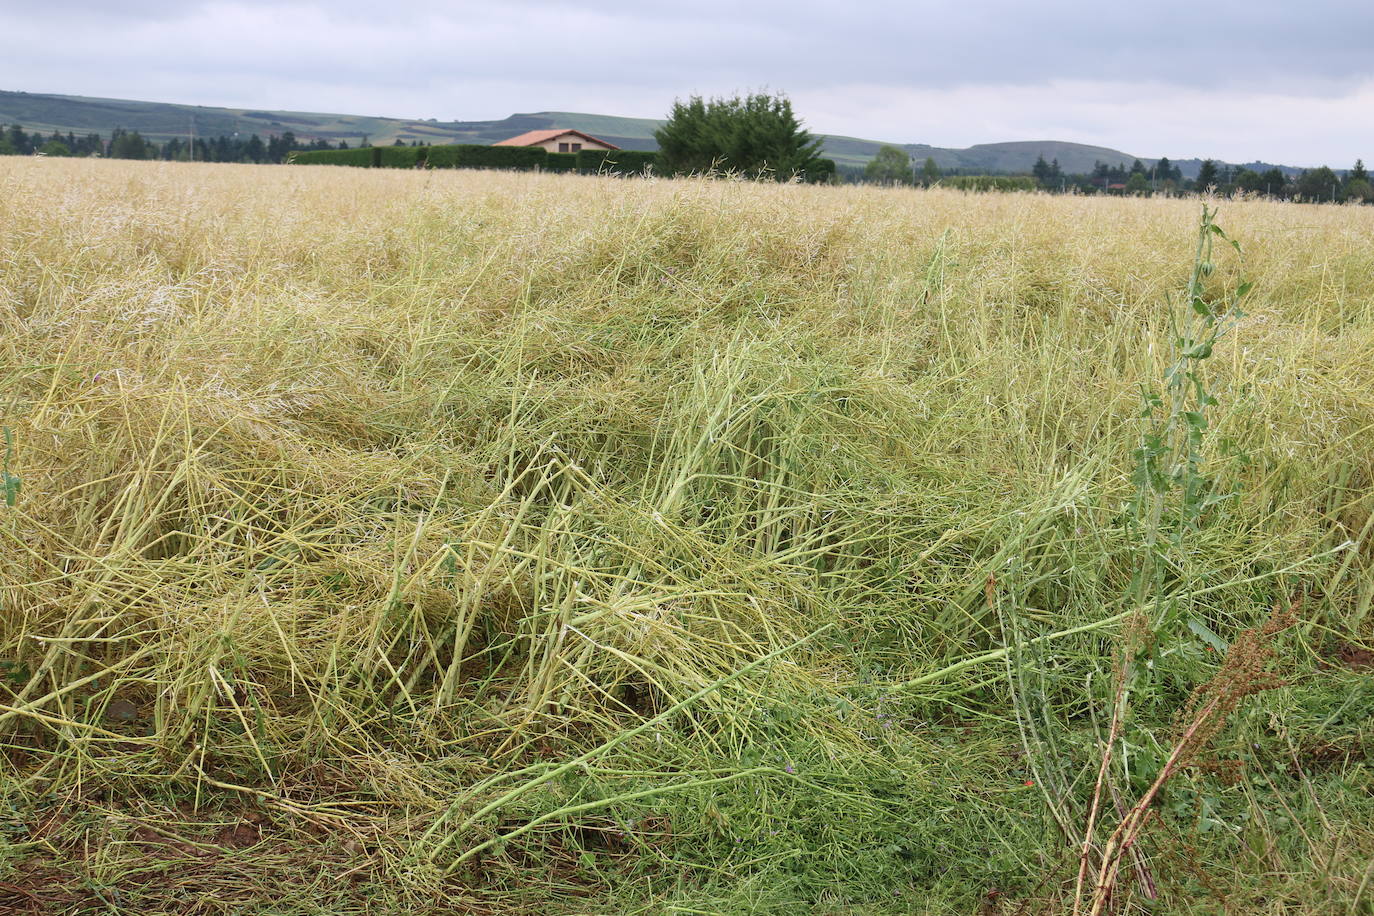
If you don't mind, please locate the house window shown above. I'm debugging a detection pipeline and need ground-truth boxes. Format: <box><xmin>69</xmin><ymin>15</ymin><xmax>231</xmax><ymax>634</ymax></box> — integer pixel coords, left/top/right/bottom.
<box><xmin>558</xmin><ymin>142</ymin><xmax>570</xmax><ymax>153</ymax></box>
<box><xmin>570</xmin><ymin>143</ymin><xmax>582</xmax><ymax>152</ymax></box>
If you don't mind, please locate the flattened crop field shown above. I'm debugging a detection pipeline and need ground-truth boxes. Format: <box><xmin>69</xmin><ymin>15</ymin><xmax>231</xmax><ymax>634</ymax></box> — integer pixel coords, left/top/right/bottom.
<box><xmin>1</xmin><ymin>159</ymin><xmax>1372</xmax><ymax>914</ymax></box>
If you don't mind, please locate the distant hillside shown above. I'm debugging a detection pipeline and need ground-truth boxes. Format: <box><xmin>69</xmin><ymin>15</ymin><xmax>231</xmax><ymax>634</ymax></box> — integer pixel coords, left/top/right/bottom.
<box><xmin>0</xmin><ymin>89</ymin><xmax>1303</xmax><ymax>177</ymax></box>
<box><xmin>0</xmin><ymin>90</ymin><xmax>664</xmax><ymax>152</ymax></box>
<box><xmin>1168</xmin><ymin>157</ymin><xmax>1303</xmax><ymax>180</ymax></box>
<box><xmin>907</xmin><ymin>140</ymin><xmax>1148</xmax><ymax>176</ymax></box>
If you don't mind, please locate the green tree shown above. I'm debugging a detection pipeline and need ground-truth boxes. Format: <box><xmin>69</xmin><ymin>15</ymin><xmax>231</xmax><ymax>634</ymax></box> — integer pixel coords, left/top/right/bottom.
<box><xmin>654</xmin><ymin>95</ymin><xmax>714</xmax><ymax>173</ymax></box>
<box><xmin>4</xmin><ymin>124</ymin><xmax>32</xmax><ymax>155</ymax></box>
<box><xmin>864</xmin><ymin>144</ymin><xmax>912</xmax><ymax>185</ymax></box>
<box><xmin>1346</xmin><ymin>160</ymin><xmax>1369</xmax><ymax>202</ymax></box>
<box><xmin>1234</xmin><ymin>168</ymin><xmax>1264</xmax><ymax>194</ymax></box>
<box><xmin>1296</xmin><ymin>166</ymin><xmax>1340</xmax><ymax>201</ymax></box>
<box><xmin>1194</xmin><ymin>159</ymin><xmax>1219</xmax><ymax>191</ymax></box>
<box><xmin>1259</xmin><ymin>168</ymin><xmax>1287</xmax><ymax>197</ymax></box>
<box><xmin>39</xmin><ymin>139</ymin><xmax>71</xmax><ymax>157</ymax></box>
<box><xmin>921</xmin><ymin>156</ymin><xmax>941</xmax><ymax>185</ymax></box>
<box><xmin>109</xmin><ymin>128</ymin><xmax>151</xmax><ymax>159</ymax></box>
<box><xmin>1125</xmin><ymin>172</ymin><xmax>1149</xmax><ymax>195</ymax></box>
<box><xmin>654</xmin><ymin>91</ymin><xmax>826</xmax><ymax>180</ymax></box>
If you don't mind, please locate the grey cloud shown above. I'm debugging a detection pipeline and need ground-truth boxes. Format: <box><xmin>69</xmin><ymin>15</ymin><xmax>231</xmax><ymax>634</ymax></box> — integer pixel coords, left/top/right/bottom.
<box><xmin>18</xmin><ymin>0</ymin><xmax>210</xmax><ymax>21</ymax></box>
<box><xmin>1</xmin><ymin>0</ymin><xmax>1371</xmax><ymax>163</ymax></box>
<box><xmin>10</xmin><ymin>1</ymin><xmax>1374</xmax><ymax>90</ymax></box>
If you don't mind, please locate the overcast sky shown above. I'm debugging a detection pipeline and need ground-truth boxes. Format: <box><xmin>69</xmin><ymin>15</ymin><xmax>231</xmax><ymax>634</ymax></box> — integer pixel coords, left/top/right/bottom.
<box><xmin>5</xmin><ymin>1</ymin><xmax>1372</xmax><ymax>165</ymax></box>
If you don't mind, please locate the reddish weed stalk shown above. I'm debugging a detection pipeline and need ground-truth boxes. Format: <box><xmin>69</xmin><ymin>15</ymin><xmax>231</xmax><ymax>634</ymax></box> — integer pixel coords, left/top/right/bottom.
<box><xmin>1076</xmin><ymin>601</ymin><xmax>1298</xmax><ymax>915</ymax></box>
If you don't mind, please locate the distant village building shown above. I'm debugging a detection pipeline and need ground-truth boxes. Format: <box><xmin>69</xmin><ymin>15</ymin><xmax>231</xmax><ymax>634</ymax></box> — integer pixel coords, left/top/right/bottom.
<box><xmin>493</xmin><ymin>129</ymin><xmax>619</xmax><ymax>154</ymax></box>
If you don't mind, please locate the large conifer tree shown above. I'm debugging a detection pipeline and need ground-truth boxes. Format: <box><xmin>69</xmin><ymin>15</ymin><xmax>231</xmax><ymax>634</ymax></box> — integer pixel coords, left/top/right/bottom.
<box><xmin>654</xmin><ymin>92</ymin><xmax>826</xmax><ymax>181</ymax></box>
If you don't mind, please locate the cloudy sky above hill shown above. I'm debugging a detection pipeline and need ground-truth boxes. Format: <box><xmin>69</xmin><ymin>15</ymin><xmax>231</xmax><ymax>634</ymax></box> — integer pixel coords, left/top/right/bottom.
<box><xmin>4</xmin><ymin>0</ymin><xmax>1372</xmax><ymax>165</ymax></box>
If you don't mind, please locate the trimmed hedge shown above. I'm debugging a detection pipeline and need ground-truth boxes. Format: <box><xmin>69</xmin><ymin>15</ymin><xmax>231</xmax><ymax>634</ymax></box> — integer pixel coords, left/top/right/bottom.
<box><xmin>576</xmin><ymin>149</ymin><xmax>659</xmax><ymax>174</ymax></box>
<box><xmin>424</xmin><ymin>144</ymin><xmax>547</xmax><ymax>170</ymax></box>
<box><xmin>941</xmin><ymin>175</ymin><xmax>1037</xmax><ymax>192</ymax></box>
<box><xmin>544</xmin><ymin>152</ymin><xmax>578</xmax><ymax>172</ymax></box>
<box><xmin>435</xmin><ymin>144</ymin><xmax>541</xmax><ymax>169</ymax></box>
<box><xmin>287</xmin><ymin>144</ymin><xmax>552</xmax><ymax>170</ymax></box>
<box><xmin>377</xmin><ymin>146</ymin><xmax>426</xmax><ymax>168</ymax></box>
<box><xmin>419</xmin><ymin>145</ymin><xmax>462</xmax><ymax>169</ymax></box>
<box><xmin>290</xmin><ymin>147</ymin><xmax>379</xmax><ymax>167</ymax></box>
<box><xmin>290</xmin><ymin>143</ymin><xmax>795</xmax><ymax>183</ymax></box>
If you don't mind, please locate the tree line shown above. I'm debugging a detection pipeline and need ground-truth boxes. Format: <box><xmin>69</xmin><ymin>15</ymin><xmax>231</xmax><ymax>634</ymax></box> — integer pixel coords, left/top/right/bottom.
<box><xmin>0</xmin><ymin>124</ymin><xmax>359</xmax><ymax>163</ymax></box>
<box><xmin>864</xmin><ymin>144</ymin><xmax>1372</xmax><ymax>202</ymax></box>
<box><xmin>5</xmin><ymin>108</ymin><xmax>1369</xmax><ymax>202</ymax></box>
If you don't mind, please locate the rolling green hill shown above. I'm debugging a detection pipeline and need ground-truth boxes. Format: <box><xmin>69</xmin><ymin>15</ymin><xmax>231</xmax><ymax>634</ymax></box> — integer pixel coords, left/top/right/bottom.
<box><xmin>909</xmin><ymin>140</ymin><xmax>1149</xmax><ymax>176</ymax></box>
<box><xmin>0</xmin><ymin>91</ymin><xmax>667</xmax><ymax>153</ymax></box>
<box><xmin>1</xmin><ymin>88</ymin><xmax>1165</xmax><ymax>174</ymax></box>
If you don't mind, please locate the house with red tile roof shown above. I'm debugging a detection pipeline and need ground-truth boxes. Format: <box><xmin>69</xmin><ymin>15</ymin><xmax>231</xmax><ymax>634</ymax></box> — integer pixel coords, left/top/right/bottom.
<box><xmin>493</xmin><ymin>129</ymin><xmax>619</xmax><ymax>154</ymax></box>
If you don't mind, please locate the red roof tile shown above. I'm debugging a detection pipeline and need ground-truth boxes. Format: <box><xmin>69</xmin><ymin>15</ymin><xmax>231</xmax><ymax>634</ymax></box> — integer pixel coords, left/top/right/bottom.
<box><xmin>493</xmin><ymin>129</ymin><xmax>619</xmax><ymax>150</ymax></box>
